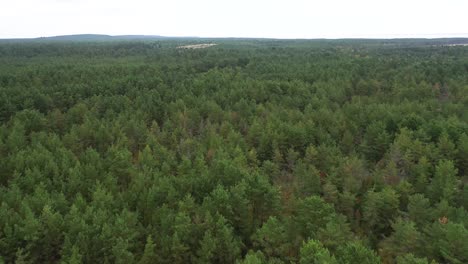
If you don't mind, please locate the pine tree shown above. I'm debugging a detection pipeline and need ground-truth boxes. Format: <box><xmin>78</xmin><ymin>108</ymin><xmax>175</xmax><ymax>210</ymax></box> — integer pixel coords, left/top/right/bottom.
<box><xmin>299</xmin><ymin>239</ymin><xmax>337</xmax><ymax>264</ymax></box>
<box><xmin>252</xmin><ymin>216</ymin><xmax>290</xmax><ymax>260</ymax></box>
<box><xmin>112</xmin><ymin>238</ymin><xmax>134</xmax><ymax>264</ymax></box>
<box><xmin>396</xmin><ymin>253</ymin><xmax>431</xmax><ymax>264</ymax></box>
<box><xmin>336</xmin><ymin>241</ymin><xmax>381</xmax><ymax>264</ymax></box>
<box><xmin>362</xmin><ymin>188</ymin><xmax>400</xmax><ymax>239</ymax></box>
<box><xmin>237</xmin><ymin>251</ymin><xmax>266</xmax><ymax>264</ymax></box>
<box><xmin>294</xmin><ymin>196</ymin><xmax>335</xmax><ymax>238</ymax></box>
<box><xmin>379</xmin><ymin>219</ymin><xmax>422</xmax><ymax>262</ymax></box>
<box><xmin>412</xmin><ymin>157</ymin><xmax>431</xmax><ymax>194</ymax></box>
<box><xmin>318</xmin><ymin>214</ymin><xmax>354</xmax><ymax>252</ymax></box>
<box><xmin>428</xmin><ymin>160</ymin><xmax>459</xmax><ymax>203</ymax></box>
<box><xmin>139</xmin><ymin>235</ymin><xmax>157</xmax><ymax>264</ymax></box>
<box><xmin>407</xmin><ymin>194</ymin><xmax>433</xmax><ymax>227</ymax></box>
<box><xmin>437</xmin><ymin>132</ymin><xmax>456</xmax><ymax>161</ymax></box>
<box><xmin>456</xmin><ymin>133</ymin><xmax>468</xmax><ymax>176</ymax></box>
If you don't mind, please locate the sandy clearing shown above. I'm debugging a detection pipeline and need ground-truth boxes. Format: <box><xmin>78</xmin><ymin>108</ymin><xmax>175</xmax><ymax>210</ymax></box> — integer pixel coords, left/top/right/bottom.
<box><xmin>446</xmin><ymin>43</ymin><xmax>468</xmax><ymax>46</ymax></box>
<box><xmin>177</xmin><ymin>43</ymin><xmax>218</xmax><ymax>49</ymax></box>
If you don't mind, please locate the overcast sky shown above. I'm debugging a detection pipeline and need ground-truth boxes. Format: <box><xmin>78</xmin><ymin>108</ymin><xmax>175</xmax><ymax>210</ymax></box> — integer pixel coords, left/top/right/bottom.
<box><xmin>1</xmin><ymin>0</ymin><xmax>467</xmax><ymax>39</ymax></box>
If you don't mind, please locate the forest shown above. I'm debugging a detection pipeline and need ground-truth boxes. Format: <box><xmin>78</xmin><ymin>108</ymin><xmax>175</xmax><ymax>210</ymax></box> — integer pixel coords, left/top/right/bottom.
<box><xmin>0</xmin><ymin>38</ymin><xmax>467</xmax><ymax>263</ymax></box>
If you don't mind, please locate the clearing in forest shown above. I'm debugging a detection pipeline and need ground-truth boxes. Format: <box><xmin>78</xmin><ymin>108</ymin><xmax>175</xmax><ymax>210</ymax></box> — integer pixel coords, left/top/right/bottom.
<box><xmin>177</xmin><ymin>43</ymin><xmax>217</xmax><ymax>49</ymax></box>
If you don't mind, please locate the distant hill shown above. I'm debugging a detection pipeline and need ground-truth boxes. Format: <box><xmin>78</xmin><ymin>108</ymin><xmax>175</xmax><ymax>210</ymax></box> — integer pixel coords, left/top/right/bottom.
<box><xmin>25</xmin><ymin>34</ymin><xmax>198</xmax><ymax>41</ymax></box>
<box><xmin>0</xmin><ymin>34</ymin><xmax>200</xmax><ymax>43</ymax></box>
<box><xmin>35</xmin><ymin>34</ymin><xmax>178</xmax><ymax>42</ymax></box>
<box><xmin>36</xmin><ymin>34</ymin><xmax>115</xmax><ymax>41</ymax></box>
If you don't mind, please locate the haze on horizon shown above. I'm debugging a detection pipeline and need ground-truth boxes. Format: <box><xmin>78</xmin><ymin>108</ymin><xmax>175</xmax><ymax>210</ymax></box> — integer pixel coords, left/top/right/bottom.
<box><xmin>1</xmin><ymin>0</ymin><xmax>467</xmax><ymax>39</ymax></box>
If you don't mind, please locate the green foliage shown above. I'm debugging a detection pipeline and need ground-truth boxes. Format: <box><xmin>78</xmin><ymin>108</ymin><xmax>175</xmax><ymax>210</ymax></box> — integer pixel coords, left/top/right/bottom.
<box><xmin>424</xmin><ymin>222</ymin><xmax>468</xmax><ymax>264</ymax></box>
<box><xmin>236</xmin><ymin>251</ymin><xmax>267</xmax><ymax>264</ymax></box>
<box><xmin>139</xmin><ymin>235</ymin><xmax>157</xmax><ymax>264</ymax></box>
<box><xmin>456</xmin><ymin>133</ymin><xmax>468</xmax><ymax>175</ymax></box>
<box><xmin>396</xmin><ymin>253</ymin><xmax>431</xmax><ymax>264</ymax></box>
<box><xmin>336</xmin><ymin>241</ymin><xmax>381</xmax><ymax>264</ymax></box>
<box><xmin>362</xmin><ymin>188</ymin><xmax>400</xmax><ymax>240</ymax></box>
<box><xmin>428</xmin><ymin>160</ymin><xmax>459</xmax><ymax>203</ymax></box>
<box><xmin>252</xmin><ymin>217</ymin><xmax>291</xmax><ymax>260</ymax></box>
<box><xmin>299</xmin><ymin>239</ymin><xmax>337</xmax><ymax>264</ymax></box>
<box><xmin>318</xmin><ymin>214</ymin><xmax>355</xmax><ymax>251</ymax></box>
<box><xmin>379</xmin><ymin>219</ymin><xmax>422</xmax><ymax>262</ymax></box>
<box><xmin>294</xmin><ymin>196</ymin><xmax>336</xmax><ymax>239</ymax></box>
<box><xmin>407</xmin><ymin>194</ymin><xmax>434</xmax><ymax>227</ymax></box>
<box><xmin>0</xmin><ymin>39</ymin><xmax>466</xmax><ymax>263</ymax></box>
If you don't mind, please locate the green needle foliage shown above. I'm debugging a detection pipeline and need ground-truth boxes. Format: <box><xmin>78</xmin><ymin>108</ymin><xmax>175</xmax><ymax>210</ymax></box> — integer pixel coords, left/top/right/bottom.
<box><xmin>0</xmin><ymin>38</ymin><xmax>467</xmax><ymax>263</ymax></box>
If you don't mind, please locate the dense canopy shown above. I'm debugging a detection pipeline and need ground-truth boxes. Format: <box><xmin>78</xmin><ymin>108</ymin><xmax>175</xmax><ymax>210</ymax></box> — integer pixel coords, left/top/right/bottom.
<box><xmin>0</xmin><ymin>39</ymin><xmax>467</xmax><ymax>263</ymax></box>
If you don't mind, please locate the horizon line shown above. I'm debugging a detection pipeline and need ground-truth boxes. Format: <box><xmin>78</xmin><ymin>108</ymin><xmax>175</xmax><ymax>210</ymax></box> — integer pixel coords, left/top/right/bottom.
<box><xmin>1</xmin><ymin>33</ymin><xmax>468</xmax><ymax>41</ymax></box>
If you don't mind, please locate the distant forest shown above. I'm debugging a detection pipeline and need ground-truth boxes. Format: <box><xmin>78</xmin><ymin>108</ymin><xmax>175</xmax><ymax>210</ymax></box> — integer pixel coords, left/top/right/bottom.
<box><xmin>0</xmin><ymin>38</ymin><xmax>467</xmax><ymax>263</ymax></box>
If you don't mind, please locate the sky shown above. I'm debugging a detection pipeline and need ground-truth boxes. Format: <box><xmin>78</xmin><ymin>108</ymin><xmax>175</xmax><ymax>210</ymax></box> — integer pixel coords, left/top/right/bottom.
<box><xmin>1</xmin><ymin>0</ymin><xmax>467</xmax><ymax>39</ymax></box>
